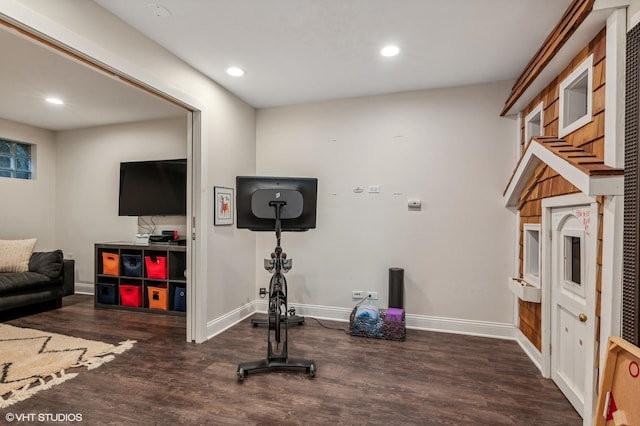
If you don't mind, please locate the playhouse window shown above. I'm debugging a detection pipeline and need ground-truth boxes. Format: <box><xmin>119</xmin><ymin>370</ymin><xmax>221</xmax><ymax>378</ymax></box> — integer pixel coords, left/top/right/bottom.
<box><xmin>524</xmin><ymin>102</ymin><xmax>544</xmax><ymax>144</ymax></box>
<box><xmin>523</xmin><ymin>223</ymin><xmax>541</xmax><ymax>286</ymax></box>
<box><xmin>559</xmin><ymin>55</ymin><xmax>593</xmax><ymax>137</ymax></box>
<box><xmin>564</xmin><ymin>235</ymin><xmax>582</xmax><ymax>286</ymax></box>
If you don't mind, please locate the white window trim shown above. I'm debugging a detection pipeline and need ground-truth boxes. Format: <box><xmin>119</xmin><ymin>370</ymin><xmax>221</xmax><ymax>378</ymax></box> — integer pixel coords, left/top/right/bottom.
<box><xmin>523</xmin><ymin>223</ymin><xmax>541</xmax><ymax>287</ymax></box>
<box><xmin>558</xmin><ymin>54</ymin><xmax>593</xmax><ymax>137</ymax></box>
<box><xmin>524</xmin><ymin>102</ymin><xmax>544</xmax><ymax>145</ymax></box>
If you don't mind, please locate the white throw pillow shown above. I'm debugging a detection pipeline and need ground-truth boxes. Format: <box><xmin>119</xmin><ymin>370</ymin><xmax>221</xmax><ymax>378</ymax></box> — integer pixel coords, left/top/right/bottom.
<box><xmin>0</xmin><ymin>238</ymin><xmax>37</xmax><ymax>272</ymax></box>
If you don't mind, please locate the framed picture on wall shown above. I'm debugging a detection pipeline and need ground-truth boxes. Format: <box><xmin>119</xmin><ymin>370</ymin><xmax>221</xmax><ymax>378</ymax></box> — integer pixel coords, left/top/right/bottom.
<box><xmin>214</xmin><ymin>186</ymin><xmax>234</xmax><ymax>226</ymax></box>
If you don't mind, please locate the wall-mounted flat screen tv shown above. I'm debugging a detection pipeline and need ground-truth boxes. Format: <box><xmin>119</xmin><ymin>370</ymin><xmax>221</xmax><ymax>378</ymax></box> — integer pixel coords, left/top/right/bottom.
<box><xmin>118</xmin><ymin>159</ymin><xmax>187</xmax><ymax>216</ymax></box>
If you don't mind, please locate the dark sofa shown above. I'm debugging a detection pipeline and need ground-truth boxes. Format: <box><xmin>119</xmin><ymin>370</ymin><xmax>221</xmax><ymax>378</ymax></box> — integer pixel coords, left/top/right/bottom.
<box><xmin>0</xmin><ymin>249</ymin><xmax>75</xmax><ymax>312</ymax></box>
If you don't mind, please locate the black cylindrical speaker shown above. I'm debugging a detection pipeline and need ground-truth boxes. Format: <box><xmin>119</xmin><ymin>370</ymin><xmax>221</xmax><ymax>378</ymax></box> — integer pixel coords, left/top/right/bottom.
<box><xmin>388</xmin><ymin>267</ymin><xmax>404</xmax><ymax>309</ymax></box>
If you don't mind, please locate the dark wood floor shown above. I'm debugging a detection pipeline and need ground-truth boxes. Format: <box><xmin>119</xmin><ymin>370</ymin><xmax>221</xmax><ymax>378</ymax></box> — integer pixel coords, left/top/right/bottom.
<box><xmin>1</xmin><ymin>295</ymin><xmax>580</xmax><ymax>425</ymax></box>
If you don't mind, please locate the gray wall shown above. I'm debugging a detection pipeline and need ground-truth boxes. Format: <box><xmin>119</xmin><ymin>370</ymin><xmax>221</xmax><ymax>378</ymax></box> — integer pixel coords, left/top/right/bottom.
<box><xmin>55</xmin><ymin>116</ymin><xmax>187</xmax><ymax>286</ymax></box>
<box><xmin>0</xmin><ymin>117</ymin><xmax>56</xmax><ymax>251</ymax></box>
<box><xmin>2</xmin><ymin>0</ymin><xmax>258</xmax><ymax>341</ymax></box>
<box><xmin>256</xmin><ymin>81</ymin><xmax>517</xmax><ymax>324</ymax></box>
<box><xmin>3</xmin><ymin>0</ymin><xmax>519</xmax><ymax>337</ymax></box>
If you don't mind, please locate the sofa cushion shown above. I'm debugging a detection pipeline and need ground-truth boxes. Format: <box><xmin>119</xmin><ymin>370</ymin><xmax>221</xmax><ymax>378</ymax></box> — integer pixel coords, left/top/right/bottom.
<box><xmin>0</xmin><ymin>238</ymin><xmax>37</xmax><ymax>273</ymax></box>
<box><xmin>29</xmin><ymin>250</ymin><xmax>64</xmax><ymax>279</ymax></box>
<box><xmin>0</xmin><ymin>271</ymin><xmax>58</xmax><ymax>296</ymax></box>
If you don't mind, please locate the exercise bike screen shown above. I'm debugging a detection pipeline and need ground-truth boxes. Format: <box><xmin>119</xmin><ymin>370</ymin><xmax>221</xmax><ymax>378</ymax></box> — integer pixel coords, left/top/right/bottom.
<box><xmin>235</xmin><ymin>176</ymin><xmax>318</xmax><ymax>231</ymax></box>
<box><xmin>251</xmin><ymin>189</ymin><xmax>303</xmax><ymax>219</ymax></box>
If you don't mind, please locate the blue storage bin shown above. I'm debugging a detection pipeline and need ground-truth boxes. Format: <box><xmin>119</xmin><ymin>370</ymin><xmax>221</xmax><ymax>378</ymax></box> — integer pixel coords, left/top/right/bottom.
<box><xmin>121</xmin><ymin>254</ymin><xmax>142</xmax><ymax>277</ymax></box>
<box><xmin>174</xmin><ymin>286</ymin><xmax>186</xmax><ymax>312</ymax></box>
<box><xmin>97</xmin><ymin>282</ymin><xmax>118</xmax><ymax>304</ymax></box>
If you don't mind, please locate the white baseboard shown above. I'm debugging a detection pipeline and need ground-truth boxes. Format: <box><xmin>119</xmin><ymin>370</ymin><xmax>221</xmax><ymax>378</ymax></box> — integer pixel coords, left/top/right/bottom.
<box><xmin>515</xmin><ymin>329</ymin><xmax>543</xmax><ymax>372</ymax></box>
<box><xmin>253</xmin><ymin>300</ymin><xmax>353</xmax><ymax>322</ymax></box>
<box><xmin>204</xmin><ymin>301</ymin><xmax>257</xmax><ymax>340</ymax></box>
<box><xmin>406</xmin><ymin>313</ymin><xmax>517</xmax><ymax>340</ymax></box>
<box><xmin>74</xmin><ymin>281</ymin><xmax>94</xmax><ymax>295</ymax></box>
<box><xmin>222</xmin><ymin>300</ymin><xmax>517</xmax><ymax>341</ymax></box>
<box><xmin>81</xmin><ymin>292</ymin><xmax>516</xmax><ymax>343</ymax></box>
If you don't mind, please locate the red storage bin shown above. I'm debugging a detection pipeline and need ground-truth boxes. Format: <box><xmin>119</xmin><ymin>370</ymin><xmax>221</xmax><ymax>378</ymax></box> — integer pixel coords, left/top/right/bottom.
<box><xmin>145</xmin><ymin>255</ymin><xmax>167</xmax><ymax>279</ymax></box>
<box><xmin>119</xmin><ymin>284</ymin><xmax>142</xmax><ymax>307</ymax></box>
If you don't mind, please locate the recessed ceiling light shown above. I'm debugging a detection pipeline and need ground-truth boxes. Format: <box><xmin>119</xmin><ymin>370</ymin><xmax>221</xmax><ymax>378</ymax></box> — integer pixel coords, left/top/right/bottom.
<box><xmin>226</xmin><ymin>67</ymin><xmax>246</xmax><ymax>77</ymax></box>
<box><xmin>146</xmin><ymin>3</ymin><xmax>171</xmax><ymax>18</ymax></box>
<box><xmin>45</xmin><ymin>97</ymin><xmax>64</xmax><ymax>105</ymax></box>
<box><xmin>381</xmin><ymin>45</ymin><xmax>400</xmax><ymax>57</ymax></box>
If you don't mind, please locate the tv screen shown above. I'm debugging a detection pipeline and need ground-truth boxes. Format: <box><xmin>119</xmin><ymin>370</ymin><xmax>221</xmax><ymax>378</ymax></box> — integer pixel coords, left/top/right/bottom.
<box><xmin>236</xmin><ymin>176</ymin><xmax>318</xmax><ymax>231</ymax></box>
<box><xmin>118</xmin><ymin>159</ymin><xmax>187</xmax><ymax>216</ymax></box>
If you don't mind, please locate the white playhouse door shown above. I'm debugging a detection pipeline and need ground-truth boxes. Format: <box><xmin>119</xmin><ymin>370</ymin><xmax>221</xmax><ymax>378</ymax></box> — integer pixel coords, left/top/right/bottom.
<box><xmin>551</xmin><ymin>205</ymin><xmax>597</xmax><ymax>421</ymax></box>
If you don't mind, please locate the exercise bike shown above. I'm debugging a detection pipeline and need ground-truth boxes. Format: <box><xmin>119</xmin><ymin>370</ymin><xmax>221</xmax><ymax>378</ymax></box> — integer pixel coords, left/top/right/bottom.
<box><xmin>237</xmin><ymin>198</ymin><xmax>316</xmax><ymax>380</ymax></box>
<box><xmin>250</xmin><ymin>249</ymin><xmax>305</xmax><ymax>328</ymax></box>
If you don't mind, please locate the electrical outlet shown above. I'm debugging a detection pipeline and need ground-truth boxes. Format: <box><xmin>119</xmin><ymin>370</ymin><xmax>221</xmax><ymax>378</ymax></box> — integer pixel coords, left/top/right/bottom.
<box><xmin>366</xmin><ymin>291</ymin><xmax>379</xmax><ymax>300</ymax></box>
<box><xmin>352</xmin><ymin>290</ymin><xmax>364</xmax><ymax>299</ymax></box>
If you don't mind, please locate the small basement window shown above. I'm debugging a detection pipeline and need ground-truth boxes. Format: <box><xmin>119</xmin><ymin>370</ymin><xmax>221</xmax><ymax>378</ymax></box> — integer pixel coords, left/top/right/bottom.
<box><xmin>558</xmin><ymin>55</ymin><xmax>593</xmax><ymax>137</ymax></box>
<box><xmin>524</xmin><ymin>102</ymin><xmax>544</xmax><ymax>144</ymax></box>
<box><xmin>0</xmin><ymin>139</ymin><xmax>33</xmax><ymax>180</ymax></box>
<box><xmin>523</xmin><ymin>223</ymin><xmax>541</xmax><ymax>286</ymax></box>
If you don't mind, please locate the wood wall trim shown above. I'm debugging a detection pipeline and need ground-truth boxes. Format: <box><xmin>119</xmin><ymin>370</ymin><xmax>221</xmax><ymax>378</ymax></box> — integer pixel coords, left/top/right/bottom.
<box><xmin>500</xmin><ymin>0</ymin><xmax>595</xmax><ymax>116</ymax></box>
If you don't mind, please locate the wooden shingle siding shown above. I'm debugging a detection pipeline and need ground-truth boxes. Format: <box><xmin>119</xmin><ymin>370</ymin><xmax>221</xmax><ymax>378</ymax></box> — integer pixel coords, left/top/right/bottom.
<box><xmin>520</xmin><ymin>28</ymin><xmax>606</xmax><ymax>154</ymax></box>
<box><xmin>518</xmin><ymin>166</ymin><xmax>581</xmax><ymax>349</ymax></box>
<box><xmin>515</xmin><ymin>28</ymin><xmax>606</xmax><ymax>349</ymax></box>
<box><xmin>502</xmin><ymin>0</ymin><xmax>596</xmax><ymax>116</ymax></box>
<box><xmin>517</xmin><ymin>163</ymin><xmax>580</xmax><ymax>350</ymax></box>
<box><xmin>519</xmin><ymin>299</ymin><xmax>542</xmax><ymax>350</ymax></box>
<box><xmin>545</xmin><ymin>115</ymin><xmax>560</xmax><ymax>140</ymax></box>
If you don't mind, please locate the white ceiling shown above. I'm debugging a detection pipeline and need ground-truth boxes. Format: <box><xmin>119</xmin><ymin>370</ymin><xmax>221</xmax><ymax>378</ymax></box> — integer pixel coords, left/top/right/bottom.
<box><xmin>0</xmin><ymin>26</ymin><xmax>186</xmax><ymax>131</ymax></box>
<box><xmin>93</xmin><ymin>0</ymin><xmax>572</xmax><ymax>108</ymax></box>
<box><xmin>2</xmin><ymin>0</ymin><xmax>573</xmax><ymax>131</ymax></box>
